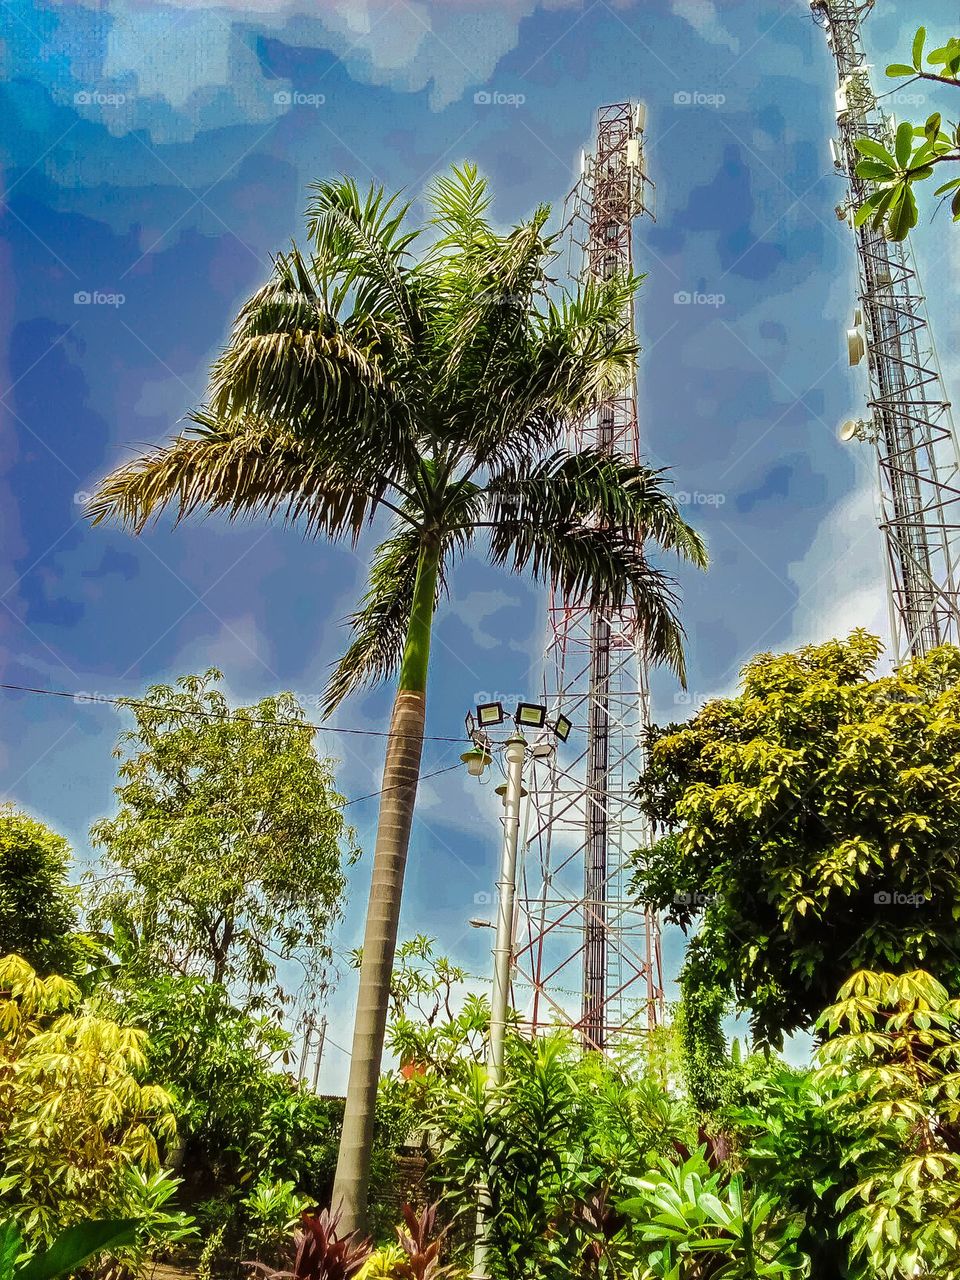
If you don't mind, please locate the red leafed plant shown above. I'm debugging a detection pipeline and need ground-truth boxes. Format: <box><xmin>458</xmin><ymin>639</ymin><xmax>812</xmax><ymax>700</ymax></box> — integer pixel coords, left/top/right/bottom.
<box><xmin>392</xmin><ymin>1203</ymin><xmax>455</xmax><ymax>1280</ymax></box>
<box><xmin>247</xmin><ymin>1208</ymin><xmax>372</xmax><ymax>1280</ymax></box>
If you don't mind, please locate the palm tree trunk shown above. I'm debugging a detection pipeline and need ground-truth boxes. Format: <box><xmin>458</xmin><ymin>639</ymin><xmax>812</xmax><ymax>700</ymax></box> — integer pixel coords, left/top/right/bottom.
<box><xmin>332</xmin><ymin>538</ymin><xmax>440</xmax><ymax>1233</ymax></box>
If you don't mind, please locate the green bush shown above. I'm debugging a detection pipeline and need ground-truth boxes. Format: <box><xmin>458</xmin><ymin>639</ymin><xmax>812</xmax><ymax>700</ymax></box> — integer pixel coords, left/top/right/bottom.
<box><xmin>0</xmin><ymin>807</ymin><xmax>79</xmax><ymax>976</ymax></box>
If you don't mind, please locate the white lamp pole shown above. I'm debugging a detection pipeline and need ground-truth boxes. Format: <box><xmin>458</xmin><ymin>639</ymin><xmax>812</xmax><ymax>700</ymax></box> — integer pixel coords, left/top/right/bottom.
<box><xmin>469</xmin><ymin>730</ymin><xmax>527</xmax><ymax>1280</ymax></box>
<box><xmin>462</xmin><ymin>700</ymin><xmax>565</xmax><ymax>1280</ymax></box>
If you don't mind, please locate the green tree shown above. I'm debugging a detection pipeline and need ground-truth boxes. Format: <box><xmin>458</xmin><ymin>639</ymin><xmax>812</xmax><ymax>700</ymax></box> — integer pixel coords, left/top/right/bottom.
<box><xmin>88</xmin><ymin>671</ymin><xmax>355</xmax><ymax>1007</ymax></box>
<box><xmin>633</xmin><ymin>632</ymin><xmax>960</xmax><ymax>1044</ymax></box>
<box><xmin>0</xmin><ymin>954</ymin><xmax>185</xmax><ymax>1253</ymax></box>
<box><xmin>813</xmin><ymin>969</ymin><xmax>960</xmax><ymax>1278</ymax></box>
<box><xmin>0</xmin><ymin>806</ymin><xmax>78</xmax><ymax>976</ymax></box>
<box><xmin>88</xmin><ymin>165</ymin><xmax>706</xmax><ymax>1227</ymax></box>
<box><xmin>854</xmin><ymin>26</ymin><xmax>960</xmax><ymax>239</ymax></box>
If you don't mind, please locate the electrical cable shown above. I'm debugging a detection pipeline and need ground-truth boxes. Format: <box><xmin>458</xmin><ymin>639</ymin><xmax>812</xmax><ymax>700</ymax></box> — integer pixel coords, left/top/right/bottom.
<box><xmin>0</xmin><ymin>680</ymin><xmax>467</xmax><ymax>742</ymax></box>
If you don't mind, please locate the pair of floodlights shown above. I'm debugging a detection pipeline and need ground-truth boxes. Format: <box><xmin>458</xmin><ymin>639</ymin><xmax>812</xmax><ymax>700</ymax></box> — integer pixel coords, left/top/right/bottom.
<box><xmin>465</xmin><ymin>700</ymin><xmax>572</xmax><ymax>743</ymax></box>
<box><xmin>462</xmin><ymin>701</ymin><xmax>572</xmax><ymax>779</ymax></box>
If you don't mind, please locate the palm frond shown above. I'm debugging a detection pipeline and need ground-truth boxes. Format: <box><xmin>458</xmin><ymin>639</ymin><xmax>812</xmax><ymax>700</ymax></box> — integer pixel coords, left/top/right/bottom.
<box><xmin>481</xmin><ymin>451</ymin><xmax>706</xmax><ymax>683</ymax></box>
<box><xmin>487</xmin><ymin>516</ymin><xmax>689</xmax><ymax>681</ymax></box>
<box><xmin>321</xmin><ymin>529</ymin><xmax>447</xmax><ymax>715</ymax></box>
<box><xmin>306</xmin><ymin>177</ymin><xmax>423</xmax><ymax>346</ymax></box>
<box><xmin>427</xmin><ymin>163</ymin><xmax>494</xmax><ymax>253</ymax></box>
<box><xmin>486</xmin><ymin>450</ymin><xmax>708</xmax><ymax>567</ymax></box>
<box><xmin>88</xmin><ymin>411</ymin><xmax>387</xmax><ymax>542</ymax></box>
<box><xmin>453</xmin><ymin>272</ymin><xmax>643</xmax><ymax>473</ymax></box>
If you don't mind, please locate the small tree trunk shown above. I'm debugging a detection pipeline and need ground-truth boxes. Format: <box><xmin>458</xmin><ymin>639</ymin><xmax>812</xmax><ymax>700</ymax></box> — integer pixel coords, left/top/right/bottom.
<box><xmin>332</xmin><ymin>539</ymin><xmax>439</xmax><ymax>1232</ymax></box>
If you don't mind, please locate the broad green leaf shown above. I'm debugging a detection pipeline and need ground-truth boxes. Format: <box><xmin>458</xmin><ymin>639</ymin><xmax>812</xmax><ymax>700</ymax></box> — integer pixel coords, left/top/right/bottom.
<box><xmin>886</xmin><ymin>63</ymin><xmax>917</xmax><ymax>78</ymax></box>
<box><xmin>17</xmin><ymin>1222</ymin><xmax>138</xmax><ymax>1280</ymax></box>
<box><xmin>855</xmin><ymin>137</ymin><xmax>896</xmax><ymax>166</ymax></box>
<box><xmin>912</xmin><ymin>27</ymin><xmax>926</xmax><ymax>70</ymax></box>
<box><xmin>0</xmin><ymin>1223</ymin><xmax>22</xmax><ymax>1280</ymax></box>
<box><xmin>856</xmin><ymin>160</ymin><xmax>897</xmax><ymax>181</ymax></box>
<box><xmin>895</xmin><ymin>121</ymin><xmax>914</xmax><ymax>168</ymax></box>
<box><xmin>924</xmin><ymin>112</ymin><xmax>942</xmax><ymax>143</ymax></box>
<box><xmin>887</xmin><ymin>185</ymin><xmax>917</xmax><ymax>240</ymax></box>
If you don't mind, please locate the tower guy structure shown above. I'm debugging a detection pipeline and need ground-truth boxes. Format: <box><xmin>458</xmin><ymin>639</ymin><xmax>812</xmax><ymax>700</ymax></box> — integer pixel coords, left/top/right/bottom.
<box><xmin>513</xmin><ymin>102</ymin><xmax>665</xmax><ymax>1050</ymax></box>
<box><xmin>812</xmin><ymin>0</ymin><xmax>960</xmax><ymax>660</ymax></box>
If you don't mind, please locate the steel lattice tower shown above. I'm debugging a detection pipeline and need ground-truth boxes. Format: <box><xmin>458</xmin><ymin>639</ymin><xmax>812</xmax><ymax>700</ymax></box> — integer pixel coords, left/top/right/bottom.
<box><xmin>812</xmin><ymin>0</ymin><xmax>960</xmax><ymax>660</ymax></box>
<box><xmin>513</xmin><ymin>103</ymin><xmax>665</xmax><ymax>1051</ymax></box>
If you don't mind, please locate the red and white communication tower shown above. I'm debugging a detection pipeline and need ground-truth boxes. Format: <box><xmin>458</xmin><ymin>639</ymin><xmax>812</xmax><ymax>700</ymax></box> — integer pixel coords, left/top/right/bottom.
<box><xmin>513</xmin><ymin>102</ymin><xmax>665</xmax><ymax>1050</ymax></box>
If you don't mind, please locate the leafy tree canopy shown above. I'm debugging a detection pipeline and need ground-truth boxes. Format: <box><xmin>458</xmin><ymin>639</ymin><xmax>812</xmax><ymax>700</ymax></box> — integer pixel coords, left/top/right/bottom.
<box><xmin>0</xmin><ymin>806</ymin><xmax>79</xmax><ymax>976</ymax></box>
<box><xmin>855</xmin><ymin>25</ymin><xmax>960</xmax><ymax>239</ymax></box>
<box><xmin>813</xmin><ymin>969</ymin><xmax>960</xmax><ymax>1277</ymax></box>
<box><xmin>633</xmin><ymin>631</ymin><xmax>960</xmax><ymax>1043</ymax></box>
<box><xmin>0</xmin><ymin>954</ymin><xmax>181</xmax><ymax>1248</ymax></box>
<box><xmin>88</xmin><ymin>671</ymin><xmax>358</xmax><ymax>1008</ymax></box>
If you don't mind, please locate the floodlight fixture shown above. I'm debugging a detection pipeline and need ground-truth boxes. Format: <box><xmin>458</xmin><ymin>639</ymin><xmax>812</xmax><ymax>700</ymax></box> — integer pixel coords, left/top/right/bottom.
<box><xmin>476</xmin><ymin>701</ymin><xmax>505</xmax><ymax>728</ymax></box>
<box><xmin>553</xmin><ymin>713</ymin><xmax>573</xmax><ymax>743</ymax></box>
<box><xmin>515</xmin><ymin>702</ymin><xmax>547</xmax><ymax>730</ymax></box>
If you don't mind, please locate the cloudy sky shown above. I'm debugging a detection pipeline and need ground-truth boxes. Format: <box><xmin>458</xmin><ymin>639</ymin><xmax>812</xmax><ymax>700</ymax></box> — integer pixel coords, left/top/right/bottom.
<box><xmin>2</xmin><ymin>0</ymin><xmax>957</xmax><ymax>1085</ymax></box>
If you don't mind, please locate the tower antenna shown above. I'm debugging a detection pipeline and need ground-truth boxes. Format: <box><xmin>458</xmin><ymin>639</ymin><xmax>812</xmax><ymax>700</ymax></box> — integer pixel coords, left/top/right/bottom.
<box><xmin>812</xmin><ymin>0</ymin><xmax>960</xmax><ymax>659</ymax></box>
<box><xmin>513</xmin><ymin>102</ymin><xmax>664</xmax><ymax>1050</ymax></box>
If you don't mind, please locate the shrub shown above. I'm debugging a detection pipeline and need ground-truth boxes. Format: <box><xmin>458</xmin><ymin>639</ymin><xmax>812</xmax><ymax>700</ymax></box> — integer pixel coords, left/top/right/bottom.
<box><xmin>0</xmin><ymin>954</ymin><xmax>192</xmax><ymax>1265</ymax></box>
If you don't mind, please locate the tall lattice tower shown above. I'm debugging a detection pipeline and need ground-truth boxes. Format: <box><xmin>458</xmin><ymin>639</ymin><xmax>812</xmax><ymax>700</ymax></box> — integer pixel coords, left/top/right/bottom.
<box><xmin>513</xmin><ymin>102</ymin><xmax>665</xmax><ymax>1051</ymax></box>
<box><xmin>812</xmin><ymin>0</ymin><xmax>960</xmax><ymax>659</ymax></box>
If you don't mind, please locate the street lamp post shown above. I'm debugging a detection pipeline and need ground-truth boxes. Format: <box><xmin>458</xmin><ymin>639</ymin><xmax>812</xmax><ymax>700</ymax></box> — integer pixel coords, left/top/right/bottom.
<box><xmin>461</xmin><ymin>700</ymin><xmax>566</xmax><ymax>1280</ymax></box>
<box><xmin>488</xmin><ymin>731</ymin><xmax>525</xmax><ymax>1086</ymax></box>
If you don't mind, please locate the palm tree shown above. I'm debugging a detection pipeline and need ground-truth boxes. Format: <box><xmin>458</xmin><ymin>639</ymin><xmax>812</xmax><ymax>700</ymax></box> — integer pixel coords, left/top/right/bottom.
<box><xmin>89</xmin><ymin>165</ymin><xmax>707</xmax><ymax>1230</ymax></box>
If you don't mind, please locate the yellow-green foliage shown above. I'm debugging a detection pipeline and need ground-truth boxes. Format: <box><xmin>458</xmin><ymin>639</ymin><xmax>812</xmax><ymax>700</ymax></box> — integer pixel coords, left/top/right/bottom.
<box><xmin>814</xmin><ymin>969</ymin><xmax>960</xmax><ymax>1277</ymax></box>
<box><xmin>356</xmin><ymin>1243</ymin><xmax>406</xmax><ymax>1278</ymax></box>
<box><xmin>0</xmin><ymin>953</ymin><xmax>177</xmax><ymax>1243</ymax></box>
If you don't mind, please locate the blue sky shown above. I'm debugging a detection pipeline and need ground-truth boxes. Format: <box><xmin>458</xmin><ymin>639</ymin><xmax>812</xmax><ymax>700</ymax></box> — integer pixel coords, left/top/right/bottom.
<box><xmin>2</xmin><ymin>0</ymin><xmax>957</xmax><ymax>1086</ymax></box>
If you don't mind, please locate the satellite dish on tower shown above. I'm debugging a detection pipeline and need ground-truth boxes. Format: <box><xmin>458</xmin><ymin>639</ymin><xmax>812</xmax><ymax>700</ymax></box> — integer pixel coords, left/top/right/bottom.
<box><xmin>839</xmin><ymin>419</ymin><xmax>860</xmax><ymax>442</ymax></box>
<box><xmin>847</xmin><ymin>328</ymin><xmax>866</xmax><ymax>365</ymax></box>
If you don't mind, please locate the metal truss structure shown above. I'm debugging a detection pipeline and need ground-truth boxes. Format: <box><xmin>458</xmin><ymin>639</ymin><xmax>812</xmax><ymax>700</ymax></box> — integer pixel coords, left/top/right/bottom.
<box><xmin>812</xmin><ymin>0</ymin><xmax>960</xmax><ymax>660</ymax></box>
<box><xmin>513</xmin><ymin>103</ymin><xmax>665</xmax><ymax>1051</ymax></box>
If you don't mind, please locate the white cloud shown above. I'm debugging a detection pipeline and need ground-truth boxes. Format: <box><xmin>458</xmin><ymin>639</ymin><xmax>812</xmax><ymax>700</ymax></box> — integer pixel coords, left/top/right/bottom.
<box><xmin>54</xmin><ymin>0</ymin><xmax>589</xmax><ymax>132</ymax></box>
<box><xmin>670</xmin><ymin>0</ymin><xmax>738</xmax><ymax>54</ymax></box>
<box><xmin>785</xmin><ymin>471</ymin><xmax>892</xmax><ymax>659</ymax></box>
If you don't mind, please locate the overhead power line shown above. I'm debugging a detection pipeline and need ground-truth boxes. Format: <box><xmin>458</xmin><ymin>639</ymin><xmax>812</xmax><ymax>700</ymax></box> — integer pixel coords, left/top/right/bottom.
<box><xmin>0</xmin><ymin>681</ymin><xmax>467</xmax><ymax>743</ymax></box>
<box><xmin>0</xmin><ymin>680</ymin><xmax>466</xmax><ymax>810</ymax></box>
